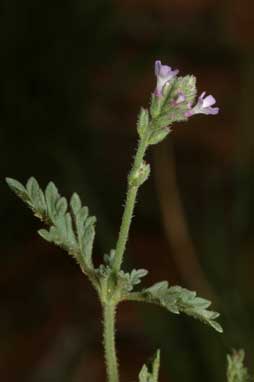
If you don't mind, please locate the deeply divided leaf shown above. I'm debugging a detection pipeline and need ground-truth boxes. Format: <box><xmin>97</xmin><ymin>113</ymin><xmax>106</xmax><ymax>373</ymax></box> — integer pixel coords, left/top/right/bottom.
<box><xmin>118</xmin><ymin>268</ymin><xmax>149</xmax><ymax>292</ymax></box>
<box><xmin>129</xmin><ymin>282</ymin><xmax>223</xmax><ymax>333</ymax></box>
<box><xmin>6</xmin><ymin>177</ymin><xmax>96</xmax><ymax>274</ymax></box>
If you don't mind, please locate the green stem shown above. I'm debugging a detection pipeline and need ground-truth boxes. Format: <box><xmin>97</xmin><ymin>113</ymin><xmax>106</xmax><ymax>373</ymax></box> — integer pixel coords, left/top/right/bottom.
<box><xmin>103</xmin><ymin>304</ymin><xmax>119</xmax><ymax>382</ymax></box>
<box><xmin>113</xmin><ymin>134</ymin><xmax>149</xmax><ymax>273</ymax></box>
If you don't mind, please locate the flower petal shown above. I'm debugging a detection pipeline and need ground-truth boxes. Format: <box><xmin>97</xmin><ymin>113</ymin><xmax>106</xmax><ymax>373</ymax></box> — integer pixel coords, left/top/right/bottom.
<box><xmin>155</xmin><ymin>60</ymin><xmax>162</xmax><ymax>76</ymax></box>
<box><xmin>202</xmin><ymin>95</ymin><xmax>216</xmax><ymax>108</ymax></box>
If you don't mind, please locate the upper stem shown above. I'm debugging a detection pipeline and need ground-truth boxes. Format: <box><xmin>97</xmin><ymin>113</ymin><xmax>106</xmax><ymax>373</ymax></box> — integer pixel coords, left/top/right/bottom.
<box><xmin>112</xmin><ymin>133</ymin><xmax>149</xmax><ymax>273</ymax></box>
<box><xmin>103</xmin><ymin>129</ymin><xmax>150</xmax><ymax>382</ymax></box>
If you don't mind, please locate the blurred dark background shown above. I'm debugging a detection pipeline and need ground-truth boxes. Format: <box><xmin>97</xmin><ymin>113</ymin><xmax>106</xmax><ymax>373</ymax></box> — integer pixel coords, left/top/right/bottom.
<box><xmin>1</xmin><ymin>0</ymin><xmax>254</xmax><ymax>381</ymax></box>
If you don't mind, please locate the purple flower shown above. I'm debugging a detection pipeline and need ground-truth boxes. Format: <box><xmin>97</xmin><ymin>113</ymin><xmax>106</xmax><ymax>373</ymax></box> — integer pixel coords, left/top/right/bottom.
<box><xmin>186</xmin><ymin>91</ymin><xmax>219</xmax><ymax>117</ymax></box>
<box><xmin>154</xmin><ymin>60</ymin><xmax>179</xmax><ymax>97</ymax></box>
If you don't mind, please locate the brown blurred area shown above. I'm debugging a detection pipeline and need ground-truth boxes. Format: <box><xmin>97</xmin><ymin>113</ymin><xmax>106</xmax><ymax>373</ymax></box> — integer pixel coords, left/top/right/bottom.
<box><xmin>1</xmin><ymin>0</ymin><xmax>254</xmax><ymax>381</ymax></box>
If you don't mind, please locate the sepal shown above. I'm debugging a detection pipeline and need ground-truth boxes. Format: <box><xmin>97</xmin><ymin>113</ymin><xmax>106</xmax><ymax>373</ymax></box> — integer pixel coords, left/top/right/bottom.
<box><xmin>137</xmin><ymin>108</ymin><xmax>149</xmax><ymax>138</ymax></box>
<box><xmin>148</xmin><ymin>127</ymin><xmax>171</xmax><ymax>145</ymax></box>
<box><xmin>150</xmin><ymin>94</ymin><xmax>163</xmax><ymax>119</ymax></box>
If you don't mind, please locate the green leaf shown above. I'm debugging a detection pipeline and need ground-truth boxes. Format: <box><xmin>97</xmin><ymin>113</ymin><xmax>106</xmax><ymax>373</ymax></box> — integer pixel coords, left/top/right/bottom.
<box><xmin>227</xmin><ymin>350</ymin><xmax>251</xmax><ymax>382</ymax></box>
<box><xmin>6</xmin><ymin>177</ymin><xmax>48</xmax><ymax>220</ymax></box>
<box><xmin>38</xmin><ymin>228</ymin><xmax>52</xmax><ymax>242</ymax></box>
<box><xmin>128</xmin><ymin>282</ymin><xmax>223</xmax><ymax>332</ymax></box>
<box><xmin>56</xmin><ymin>197</ymin><xmax>68</xmax><ymax>216</ymax></box>
<box><xmin>104</xmin><ymin>249</ymin><xmax>115</xmax><ymax>266</ymax></box>
<box><xmin>139</xmin><ymin>350</ymin><xmax>160</xmax><ymax>382</ymax></box>
<box><xmin>129</xmin><ymin>269</ymin><xmax>148</xmax><ymax>285</ymax></box>
<box><xmin>6</xmin><ymin>177</ymin><xmax>31</xmax><ymax>204</ymax></box>
<box><xmin>70</xmin><ymin>193</ymin><xmax>82</xmax><ymax>215</ymax></box>
<box><xmin>26</xmin><ymin>177</ymin><xmax>47</xmax><ymax>217</ymax></box>
<box><xmin>6</xmin><ymin>177</ymin><xmax>97</xmax><ymax>274</ymax></box>
<box><xmin>45</xmin><ymin>181</ymin><xmax>60</xmax><ymax>222</ymax></box>
<box><xmin>118</xmin><ymin>268</ymin><xmax>149</xmax><ymax>293</ymax></box>
<box><xmin>81</xmin><ymin>222</ymin><xmax>95</xmax><ymax>268</ymax></box>
<box><xmin>65</xmin><ymin>212</ymin><xmax>77</xmax><ymax>247</ymax></box>
<box><xmin>72</xmin><ymin>204</ymin><xmax>96</xmax><ymax>269</ymax></box>
<box><xmin>146</xmin><ymin>281</ymin><xmax>168</xmax><ymax>295</ymax></box>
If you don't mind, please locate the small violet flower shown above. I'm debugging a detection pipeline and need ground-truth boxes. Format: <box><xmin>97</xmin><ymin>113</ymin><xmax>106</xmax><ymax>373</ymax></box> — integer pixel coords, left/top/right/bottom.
<box><xmin>186</xmin><ymin>91</ymin><xmax>219</xmax><ymax>117</ymax></box>
<box><xmin>155</xmin><ymin>60</ymin><xmax>179</xmax><ymax>97</ymax></box>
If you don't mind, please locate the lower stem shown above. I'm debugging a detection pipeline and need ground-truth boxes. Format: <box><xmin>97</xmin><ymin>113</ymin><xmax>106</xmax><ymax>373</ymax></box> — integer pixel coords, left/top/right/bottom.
<box><xmin>103</xmin><ymin>303</ymin><xmax>119</xmax><ymax>382</ymax></box>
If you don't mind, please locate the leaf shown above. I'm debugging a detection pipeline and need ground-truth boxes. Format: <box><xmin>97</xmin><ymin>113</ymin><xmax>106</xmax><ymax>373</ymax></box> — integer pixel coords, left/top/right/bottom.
<box><xmin>118</xmin><ymin>268</ymin><xmax>149</xmax><ymax>293</ymax></box>
<box><xmin>70</xmin><ymin>193</ymin><xmax>82</xmax><ymax>215</ymax></box>
<box><xmin>6</xmin><ymin>177</ymin><xmax>47</xmax><ymax>220</ymax></box>
<box><xmin>81</xmin><ymin>222</ymin><xmax>95</xmax><ymax>268</ymax></box>
<box><xmin>6</xmin><ymin>177</ymin><xmax>31</xmax><ymax>204</ymax></box>
<box><xmin>45</xmin><ymin>181</ymin><xmax>60</xmax><ymax>222</ymax></box>
<box><xmin>139</xmin><ymin>350</ymin><xmax>160</xmax><ymax>382</ymax></box>
<box><xmin>56</xmin><ymin>197</ymin><xmax>68</xmax><ymax>216</ymax></box>
<box><xmin>38</xmin><ymin>228</ymin><xmax>52</xmax><ymax>242</ymax></box>
<box><xmin>227</xmin><ymin>350</ymin><xmax>251</xmax><ymax>382</ymax></box>
<box><xmin>26</xmin><ymin>177</ymin><xmax>47</xmax><ymax>217</ymax></box>
<box><xmin>146</xmin><ymin>281</ymin><xmax>169</xmax><ymax>297</ymax></box>
<box><xmin>129</xmin><ymin>269</ymin><xmax>148</xmax><ymax>286</ymax></box>
<box><xmin>104</xmin><ymin>249</ymin><xmax>115</xmax><ymax>266</ymax></box>
<box><xmin>6</xmin><ymin>177</ymin><xmax>97</xmax><ymax>274</ymax></box>
<box><xmin>129</xmin><ymin>282</ymin><xmax>223</xmax><ymax>332</ymax></box>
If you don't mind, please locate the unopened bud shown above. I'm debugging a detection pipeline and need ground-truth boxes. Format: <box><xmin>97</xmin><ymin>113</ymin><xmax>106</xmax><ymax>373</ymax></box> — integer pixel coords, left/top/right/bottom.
<box><xmin>128</xmin><ymin>161</ymin><xmax>151</xmax><ymax>187</ymax></box>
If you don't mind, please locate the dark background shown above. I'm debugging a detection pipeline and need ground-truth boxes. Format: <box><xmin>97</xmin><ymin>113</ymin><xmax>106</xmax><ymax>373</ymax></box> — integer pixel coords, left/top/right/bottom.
<box><xmin>1</xmin><ymin>0</ymin><xmax>254</xmax><ymax>381</ymax></box>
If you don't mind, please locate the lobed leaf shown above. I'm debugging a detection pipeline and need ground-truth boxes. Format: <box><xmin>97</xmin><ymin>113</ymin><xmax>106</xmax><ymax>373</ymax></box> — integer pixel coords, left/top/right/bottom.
<box><xmin>128</xmin><ymin>282</ymin><xmax>223</xmax><ymax>333</ymax></box>
<box><xmin>6</xmin><ymin>177</ymin><xmax>96</xmax><ymax>274</ymax></box>
<box><xmin>118</xmin><ymin>268</ymin><xmax>149</xmax><ymax>293</ymax></box>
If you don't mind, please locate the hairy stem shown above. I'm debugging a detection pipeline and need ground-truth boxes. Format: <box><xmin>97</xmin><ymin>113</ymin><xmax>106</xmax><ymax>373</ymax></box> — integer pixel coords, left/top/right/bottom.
<box><xmin>113</xmin><ymin>134</ymin><xmax>149</xmax><ymax>272</ymax></box>
<box><xmin>103</xmin><ymin>304</ymin><xmax>119</xmax><ymax>382</ymax></box>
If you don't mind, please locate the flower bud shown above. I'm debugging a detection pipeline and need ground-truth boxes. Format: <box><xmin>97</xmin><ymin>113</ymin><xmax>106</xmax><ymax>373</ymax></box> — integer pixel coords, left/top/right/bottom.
<box><xmin>128</xmin><ymin>161</ymin><xmax>151</xmax><ymax>187</ymax></box>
